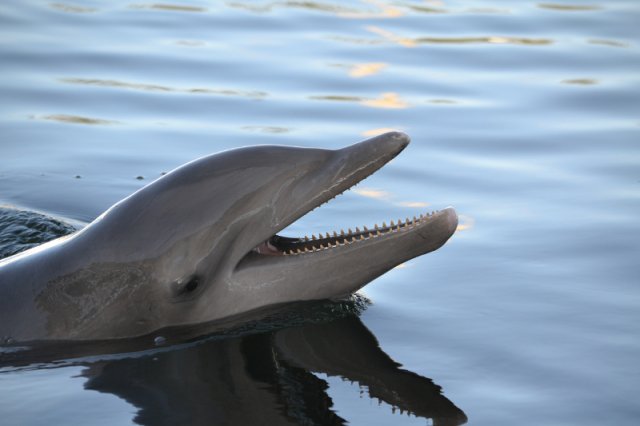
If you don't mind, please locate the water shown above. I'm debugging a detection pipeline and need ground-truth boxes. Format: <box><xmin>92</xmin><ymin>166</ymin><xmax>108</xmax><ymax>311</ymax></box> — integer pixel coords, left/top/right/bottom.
<box><xmin>1</xmin><ymin>0</ymin><xmax>639</xmax><ymax>424</ymax></box>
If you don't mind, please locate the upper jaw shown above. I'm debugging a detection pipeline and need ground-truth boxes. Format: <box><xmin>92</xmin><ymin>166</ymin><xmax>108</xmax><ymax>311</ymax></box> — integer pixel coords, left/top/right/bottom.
<box><xmin>237</xmin><ymin>131</ymin><xmax>411</xmax><ymax>263</ymax></box>
<box><xmin>237</xmin><ymin>131</ymin><xmax>458</xmax><ymax>275</ymax></box>
<box><xmin>294</xmin><ymin>131</ymin><xmax>410</xmax><ymax>219</ymax></box>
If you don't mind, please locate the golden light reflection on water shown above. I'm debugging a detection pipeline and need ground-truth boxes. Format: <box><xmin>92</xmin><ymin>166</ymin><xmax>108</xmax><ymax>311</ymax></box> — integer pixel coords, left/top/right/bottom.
<box><xmin>338</xmin><ymin>0</ymin><xmax>403</xmax><ymax>19</ymax></box>
<box><xmin>37</xmin><ymin>114</ymin><xmax>117</xmax><ymax>125</ymax></box>
<box><xmin>349</xmin><ymin>62</ymin><xmax>387</xmax><ymax>78</ymax></box>
<box><xmin>361</xmin><ymin>92</ymin><xmax>409</xmax><ymax>109</ymax></box>
<box><xmin>366</xmin><ymin>26</ymin><xmax>417</xmax><ymax>47</ymax></box>
<box><xmin>310</xmin><ymin>92</ymin><xmax>409</xmax><ymax>109</ymax></box>
<box><xmin>396</xmin><ymin>201</ymin><xmax>430</xmax><ymax>208</ymax></box>
<box><xmin>329</xmin><ymin>62</ymin><xmax>387</xmax><ymax>78</ymax></box>
<box><xmin>353</xmin><ymin>188</ymin><xmax>391</xmax><ymax>200</ymax></box>
<box><xmin>361</xmin><ymin>127</ymin><xmax>402</xmax><ymax>137</ymax></box>
<box><xmin>49</xmin><ymin>3</ymin><xmax>97</xmax><ymax>13</ymax></box>
<box><xmin>393</xmin><ymin>262</ymin><xmax>409</xmax><ymax>269</ymax></box>
<box><xmin>354</xmin><ymin>188</ymin><xmax>432</xmax><ymax>211</ymax></box>
<box><xmin>456</xmin><ymin>215</ymin><xmax>475</xmax><ymax>232</ymax></box>
<box><xmin>537</xmin><ymin>3</ymin><xmax>600</xmax><ymax>11</ymax></box>
<box><xmin>60</xmin><ymin>78</ymin><xmax>267</xmax><ymax>99</ymax></box>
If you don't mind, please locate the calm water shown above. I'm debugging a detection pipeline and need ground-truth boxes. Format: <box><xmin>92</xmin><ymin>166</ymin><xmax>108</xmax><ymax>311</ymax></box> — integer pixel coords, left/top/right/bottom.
<box><xmin>1</xmin><ymin>0</ymin><xmax>639</xmax><ymax>425</ymax></box>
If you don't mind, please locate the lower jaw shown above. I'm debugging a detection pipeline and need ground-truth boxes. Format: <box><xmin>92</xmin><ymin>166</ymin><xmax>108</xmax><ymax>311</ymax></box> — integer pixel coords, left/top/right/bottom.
<box><xmin>251</xmin><ymin>210</ymin><xmax>444</xmax><ymax>257</ymax></box>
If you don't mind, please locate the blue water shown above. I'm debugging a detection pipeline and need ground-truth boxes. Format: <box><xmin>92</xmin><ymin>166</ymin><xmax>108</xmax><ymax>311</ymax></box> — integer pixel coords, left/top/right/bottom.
<box><xmin>1</xmin><ymin>1</ymin><xmax>639</xmax><ymax>425</ymax></box>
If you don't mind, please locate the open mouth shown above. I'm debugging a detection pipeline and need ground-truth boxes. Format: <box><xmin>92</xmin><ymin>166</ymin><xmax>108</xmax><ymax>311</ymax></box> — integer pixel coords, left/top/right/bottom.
<box><xmin>244</xmin><ymin>131</ymin><xmax>457</xmax><ymax>264</ymax></box>
<box><xmin>252</xmin><ymin>211</ymin><xmax>444</xmax><ymax>256</ymax></box>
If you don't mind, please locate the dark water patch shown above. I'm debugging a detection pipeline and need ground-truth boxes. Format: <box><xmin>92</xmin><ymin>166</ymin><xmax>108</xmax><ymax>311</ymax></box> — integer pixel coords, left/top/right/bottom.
<box><xmin>0</xmin><ymin>294</ymin><xmax>372</xmax><ymax>369</ymax></box>
<box><xmin>414</xmin><ymin>36</ymin><xmax>553</xmax><ymax>46</ymax></box>
<box><xmin>310</xmin><ymin>92</ymin><xmax>410</xmax><ymax>109</ymax></box>
<box><xmin>0</xmin><ymin>295</ymin><xmax>467</xmax><ymax>426</ymax></box>
<box><xmin>427</xmin><ymin>98</ymin><xmax>459</xmax><ymax>105</ymax></box>
<box><xmin>129</xmin><ymin>3</ymin><xmax>208</xmax><ymax>13</ymax></box>
<box><xmin>561</xmin><ymin>78</ymin><xmax>599</xmax><ymax>85</ymax></box>
<box><xmin>401</xmin><ymin>4</ymin><xmax>446</xmax><ymax>14</ymax></box>
<box><xmin>36</xmin><ymin>114</ymin><xmax>119</xmax><ymax>125</ymax></box>
<box><xmin>0</xmin><ymin>208</ymin><xmax>76</xmax><ymax>259</ymax></box>
<box><xmin>537</xmin><ymin>3</ymin><xmax>601</xmax><ymax>12</ymax></box>
<box><xmin>61</xmin><ymin>78</ymin><xmax>172</xmax><ymax>92</ymax></box>
<box><xmin>588</xmin><ymin>38</ymin><xmax>630</xmax><ymax>48</ymax></box>
<box><xmin>241</xmin><ymin>125</ymin><xmax>292</xmax><ymax>134</ymax></box>
<box><xmin>59</xmin><ymin>77</ymin><xmax>268</xmax><ymax>99</ymax></box>
<box><xmin>334</xmin><ymin>27</ymin><xmax>555</xmax><ymax>47</ymax></box>
<box><xmin>226</xmin><ymin>1</ymin><xmax>372</xmax><ymax>16</ymax></box>
<box><xmin>49</xmin><ymin>3</ymin><xmax>98</xmax><ymax>14</ymax></box>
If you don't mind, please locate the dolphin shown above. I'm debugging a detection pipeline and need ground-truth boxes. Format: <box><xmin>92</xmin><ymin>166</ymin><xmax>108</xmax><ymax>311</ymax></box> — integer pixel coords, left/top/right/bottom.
<box><xmin>0</xmin><ymin>132</ymin><xmax>458</xmax><ymax>342</ymax></box>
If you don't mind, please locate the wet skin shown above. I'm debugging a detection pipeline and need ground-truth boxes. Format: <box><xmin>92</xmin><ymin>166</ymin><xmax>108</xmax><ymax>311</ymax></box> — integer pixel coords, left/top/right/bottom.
<box><xmin>0</xmin><ymin>132</ymin><xmax>457</xmax><ymax>342</ymax></box>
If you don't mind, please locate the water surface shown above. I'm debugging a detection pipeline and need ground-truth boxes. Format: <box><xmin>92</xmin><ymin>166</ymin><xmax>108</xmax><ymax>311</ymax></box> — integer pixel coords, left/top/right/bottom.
<box><xmin>1</xmin><ymin>1</ymin><xmax>639</xmax><ymax>425</ymax></box>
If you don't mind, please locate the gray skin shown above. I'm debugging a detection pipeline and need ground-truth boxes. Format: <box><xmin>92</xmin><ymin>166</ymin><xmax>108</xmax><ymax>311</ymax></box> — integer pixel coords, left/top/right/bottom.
<box><xmin>0</xmin><ymin>132</ymin><xmax>458</xmax><ymax>342</ymax></box>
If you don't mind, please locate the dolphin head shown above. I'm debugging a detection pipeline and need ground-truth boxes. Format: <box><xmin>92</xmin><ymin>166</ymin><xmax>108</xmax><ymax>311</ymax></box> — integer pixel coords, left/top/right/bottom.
<box><xmin>2</xmin><ymin>132</ymin><xmax>457</xmax><ymax>341</ymax></box>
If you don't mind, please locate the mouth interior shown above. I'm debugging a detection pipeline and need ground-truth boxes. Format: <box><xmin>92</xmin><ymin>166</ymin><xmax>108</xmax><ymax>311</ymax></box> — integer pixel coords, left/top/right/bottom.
<box><xmin>252</xmin><ymin>211</ymin><xmax>441</xmax><ymax>256</ymax></box>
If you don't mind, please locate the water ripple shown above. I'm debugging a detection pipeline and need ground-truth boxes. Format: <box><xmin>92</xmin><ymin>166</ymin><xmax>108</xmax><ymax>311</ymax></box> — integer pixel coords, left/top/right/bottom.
<box><xmin>36</xmin><ymin>114</ymin><xmax>118</xmax><ymax>125</ymax></box>
<box><xmin>353</xmin><ymin>27</ymin><xmax>555</xmax><ymax>47</ymax></box>
<box><xmin>129</xmin><ymin>3</ymin><xmax>208</xmax><ymax>12</ymax></box>
<box><xmin>241</xmin><ymin>125</ymin><xmax>291</xmax><ymax>134</ymax></box>
<box><xmin>562</xmin><ymin>78</ymin><xmax>599</xmax><ymax>85</ymax></box>
<box><xmin>227</xmin><ymin>1</ymin><xmax>403</xmax><ymax>18</ymax></box>
<box><xmin>310</xmin><ymin>92</ymin><xmax>409</xmax><ymax>109</ymax></box>
<box><xmin>49</xmin><ymin>3</ymin><xmax>98</xmax><ymax>13</ymax></box>
<box><xmin>537</xmin><ymin>3</ymin><xmax>601</xmax><ymax>11</ymax></box>
<box><xmin>59</xmin><ymin>78</ymin><xmax>268</xmax><ymax>99</ymax></box>
<box><xmin>329</xmin><ymin>62</ymin><xmax>388</xmax><ymax>78</ymax></box>
<box><xmin>588</xmin><ymin>39</ymin><xmax>631</xmax><ymax>48</ymax></box>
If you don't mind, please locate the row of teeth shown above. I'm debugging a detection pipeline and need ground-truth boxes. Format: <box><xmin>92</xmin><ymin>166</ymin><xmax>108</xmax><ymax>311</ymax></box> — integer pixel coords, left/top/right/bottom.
<box><xmin>283</xmin><ymin>211</ymin><xmax>439</xmax><ymax>255</ymax></box>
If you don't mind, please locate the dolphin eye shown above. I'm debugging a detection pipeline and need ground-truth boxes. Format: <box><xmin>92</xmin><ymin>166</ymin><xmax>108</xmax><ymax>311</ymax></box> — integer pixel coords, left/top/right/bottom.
<box><xmin>185</xmin><ymin>276</ymin><xmax>199</xmax><ymax>292</ymax></box>
<box><xmin>173</xmin><ymin>275</ymin><xmax>201</xmax><ymax>299</ymax></box>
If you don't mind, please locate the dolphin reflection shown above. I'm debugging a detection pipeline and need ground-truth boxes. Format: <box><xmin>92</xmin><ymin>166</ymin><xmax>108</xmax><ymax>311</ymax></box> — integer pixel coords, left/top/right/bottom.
<box><xmin>81</xmin><ymin>315</ymin><xmax>467</xmax><ymax>425</ymax></box>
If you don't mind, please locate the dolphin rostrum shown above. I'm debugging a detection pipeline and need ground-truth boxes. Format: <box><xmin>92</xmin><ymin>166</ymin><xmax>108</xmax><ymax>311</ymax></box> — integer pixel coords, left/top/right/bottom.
<box><xmin>0</xmin><ymin>132</ymin><xmax>458</xmax><ymax>342</ymax></box>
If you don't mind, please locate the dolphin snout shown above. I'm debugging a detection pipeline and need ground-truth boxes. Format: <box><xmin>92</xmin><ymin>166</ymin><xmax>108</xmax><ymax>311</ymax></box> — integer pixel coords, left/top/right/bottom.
<box><xmin>442</xmin><ymin>207</ymin><xmax>459</xmax><ymax>235</ymax></box>
<box><xmin>386</xmin><ymin>131</ymin><xmax>411</xmax><ymax>150</ymax></box>
<box><xmin>337</xmin><ymin>131</ymin><xmax>410</xmax><ymax>166</ymax></box>
<box><xmin>363</xmin><ymin>131</ymin><xmax>410</xmax><ymax>156</ymax></box>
